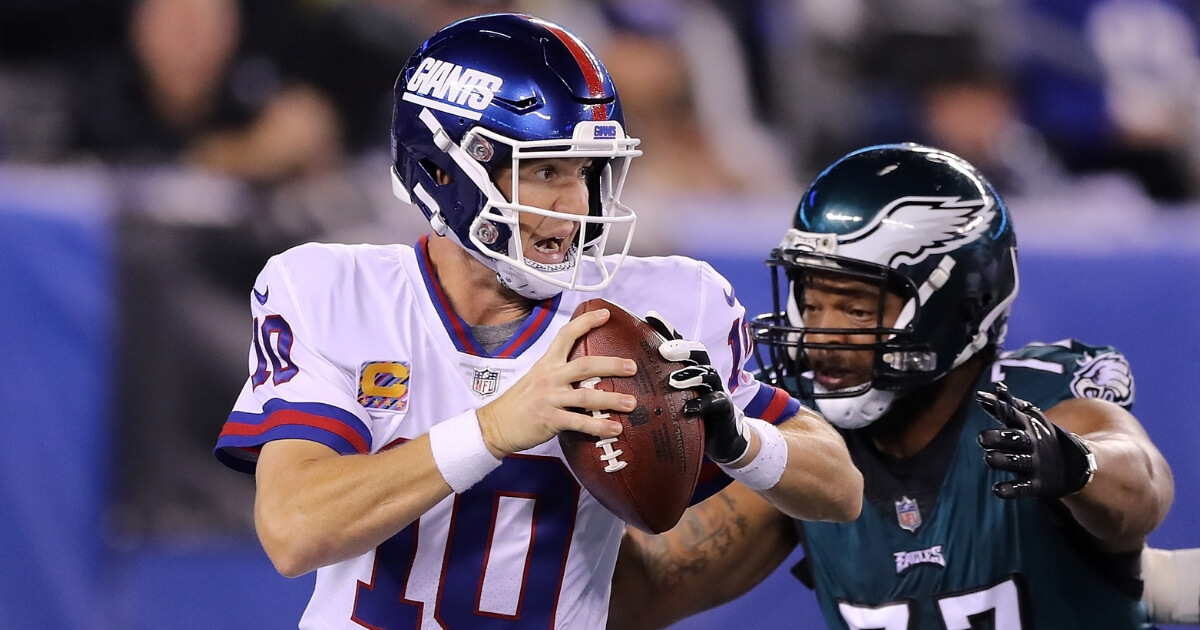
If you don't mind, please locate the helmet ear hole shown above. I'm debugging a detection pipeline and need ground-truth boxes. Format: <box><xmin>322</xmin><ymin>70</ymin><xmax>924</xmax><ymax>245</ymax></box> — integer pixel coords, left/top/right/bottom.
<box><xmin>421</xmin><ymin>161</ymin><xmax>452</xmax><ymax>186</ymax></box>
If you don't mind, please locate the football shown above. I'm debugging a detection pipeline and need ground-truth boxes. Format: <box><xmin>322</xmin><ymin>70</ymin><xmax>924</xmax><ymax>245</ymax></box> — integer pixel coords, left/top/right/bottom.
<box><xmin>557</xmin><ymin>298</ymin><xmax>704</xmax><ymax>534</ymax></box>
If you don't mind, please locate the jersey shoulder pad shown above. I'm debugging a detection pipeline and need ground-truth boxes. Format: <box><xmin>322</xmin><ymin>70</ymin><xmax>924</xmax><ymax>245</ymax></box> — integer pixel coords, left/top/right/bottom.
<box><xmin>265</xmin><ymin>242</ymin><xmax>410</xmax><ymax>306</ymax></box>
<box><xmin>270</xmin><ymin>242</ymin><xmax>382</xmax><ymax>284</ymax></box>
<box><xmin>599</xmin><ymin>255</ymin><xmax>736</xmax><ymax>332</ymax></box>
<box><xmin>994</xmin><ymin>339</ymin><xmax>1135</xmax><ymax>410</ymax></box>
<box><xmin>608</xmin><ymin>255</ymin><xmax>709</xmax><ymax>290</ymax></box>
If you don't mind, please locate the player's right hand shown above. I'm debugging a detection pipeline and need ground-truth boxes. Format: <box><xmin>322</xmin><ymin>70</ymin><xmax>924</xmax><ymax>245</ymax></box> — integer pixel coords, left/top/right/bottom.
<box><xmin>476</xmin><ymin>308</ymin><xmax>636</xmax><ymax>457</ymax></box>
<box><xmin>976</xmin><ymin>382</ymin><xmax>1096</xmax><ymax>500</ymax></box>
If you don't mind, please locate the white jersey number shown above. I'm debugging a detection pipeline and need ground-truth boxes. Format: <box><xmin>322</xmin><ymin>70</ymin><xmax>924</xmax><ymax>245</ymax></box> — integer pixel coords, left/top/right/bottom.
<box><xmin>839</xmin><ymin>576</ymin><xmax>1024</xmax><ymax>630</ymax></box>
<box><xmin>351</xmin><ymin>455</ymin><xmax>578</xmax><ymax>628</ymax></box>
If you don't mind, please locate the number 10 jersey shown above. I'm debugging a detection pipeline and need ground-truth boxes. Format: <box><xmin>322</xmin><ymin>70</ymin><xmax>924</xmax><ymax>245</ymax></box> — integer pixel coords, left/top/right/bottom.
<box><xmin>214</xmin><ymin>236</ymin><xmax>800</xmax><ymax>629</ymax></box>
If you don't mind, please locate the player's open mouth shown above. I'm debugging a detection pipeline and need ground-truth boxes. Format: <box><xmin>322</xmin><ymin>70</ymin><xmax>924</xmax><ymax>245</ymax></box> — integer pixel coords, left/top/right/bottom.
<box><xmin>526</xmin><ymin>242</ymin><xmax>578</xmax><ymax>272</ymax></box>
<box><xmin>535</xmin><ymin>235</ymin><xmax>564</xmax><ymax>254</ymax></box>
<box><xmin>529</xmin><ymin>234</ymin><xmax>574</xmax><ymax>265</ymax></box>
<box><xmin>814</xmin><ymin>369</ymin><xmax>855</xmax><ymax>391</ymax></box>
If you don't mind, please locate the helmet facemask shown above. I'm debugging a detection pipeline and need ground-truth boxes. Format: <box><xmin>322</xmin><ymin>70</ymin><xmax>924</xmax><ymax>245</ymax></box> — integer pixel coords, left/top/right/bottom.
<box><xmin>395</xmin><ymin>109</ymin><xmax>641</xmax><ymax>300</ymax></box>
<box><xmin>754</xmin><ymin>248</ymin><xmax>930</xmax><ymax>428</ymax></box>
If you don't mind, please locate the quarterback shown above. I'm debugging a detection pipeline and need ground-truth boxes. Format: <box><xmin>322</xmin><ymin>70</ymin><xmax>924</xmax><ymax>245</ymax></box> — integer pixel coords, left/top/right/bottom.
<box><xmin>213</xmin><ymin>13</ymin><xmax>860</xmax><ymax>629</ymax></box>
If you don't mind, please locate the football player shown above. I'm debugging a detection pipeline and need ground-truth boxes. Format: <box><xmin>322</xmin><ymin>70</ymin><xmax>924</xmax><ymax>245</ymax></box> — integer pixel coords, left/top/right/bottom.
<box><xmin>609</xmin><ymin>143</ymin><xmax>1175</xmax><ymax>629</ymax></box>
<box><xmin>212</xmin><ymin>13</ymin><xmax>861</xmax><ymax>629</ymax></box>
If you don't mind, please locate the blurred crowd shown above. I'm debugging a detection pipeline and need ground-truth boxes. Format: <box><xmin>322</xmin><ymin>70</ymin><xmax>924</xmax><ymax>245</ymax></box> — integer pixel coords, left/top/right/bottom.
<box><xmin>4</xmin><ymin>0</ymin><xmax>1200</xmax><ymax>537</ymax></box>
<box><xmin>8</xmin><ymin>0</ymin><xmax>1200</xmax><ymax>206</ymax></box>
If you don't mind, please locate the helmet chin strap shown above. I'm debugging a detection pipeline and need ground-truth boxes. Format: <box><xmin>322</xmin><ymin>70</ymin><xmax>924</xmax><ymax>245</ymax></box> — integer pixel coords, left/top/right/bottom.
<box><xmin>812</xmin><ymin>381</ymin><xmax>897</xmax><ymax>429</ymax></box>
<box><xmin>494</xmin><ymin>260</ymin><xmax>556</xmax><ymax>299</ymax></box>
<box><xmin>493</xmin><ymin>247</ymin><xmax>581</xmax><ymax>300</ymax></box>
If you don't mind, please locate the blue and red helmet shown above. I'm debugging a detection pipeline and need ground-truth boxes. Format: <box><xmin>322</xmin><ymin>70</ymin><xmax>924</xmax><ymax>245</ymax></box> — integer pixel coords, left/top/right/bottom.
<box><xmin>390</xmin><ymin>13</ymin><xmax>642</xmax><ymax>299</ymax></box>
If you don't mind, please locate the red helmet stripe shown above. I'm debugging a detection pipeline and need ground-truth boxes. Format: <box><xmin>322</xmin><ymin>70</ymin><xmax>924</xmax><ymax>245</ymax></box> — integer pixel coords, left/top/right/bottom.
<box><xmin>532</xmin><ymin>18</ymin><xmax>609</xmax><ymax>121</ymax></box>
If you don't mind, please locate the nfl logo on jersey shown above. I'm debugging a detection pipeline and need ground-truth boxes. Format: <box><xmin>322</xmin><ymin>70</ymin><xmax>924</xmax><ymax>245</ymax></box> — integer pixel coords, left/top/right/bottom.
<box><xmin>895</xmin><ymin>496</ymin><xmax>922</xmax><ymax>532</ymax></box>
<box><xmin>472</xmin><ymin>367</ymin><xmax>499</xmax><ymax>396</ymax></box>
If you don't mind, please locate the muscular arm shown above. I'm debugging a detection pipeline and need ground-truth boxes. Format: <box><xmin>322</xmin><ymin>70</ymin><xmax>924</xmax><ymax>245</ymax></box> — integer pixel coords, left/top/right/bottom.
<box><xmin>1047</xmin><ymin>398</ymin><xmax>1174</xmax><ymax>552</ymax></box>
<box><xmin>608</xmin><ymin>483</ymin><xmax>798</xmax><ymax>630</ymax></box>
<box><xmin>255</xmin><ymin>437</ymin><xmax>451</xmax><ymax>578</ymax></box>
<box><xmin>757</xmin><ymin>406</ymin><xmax>863</xmax><ymax>522</ymax></box>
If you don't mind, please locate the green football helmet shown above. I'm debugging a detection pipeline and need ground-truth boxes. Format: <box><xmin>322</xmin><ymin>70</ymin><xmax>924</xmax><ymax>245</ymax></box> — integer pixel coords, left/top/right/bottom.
<box><xmin>752</xmin><ymin>143</ymin><xmax>1018</xmax><ymax>428</ymax></box>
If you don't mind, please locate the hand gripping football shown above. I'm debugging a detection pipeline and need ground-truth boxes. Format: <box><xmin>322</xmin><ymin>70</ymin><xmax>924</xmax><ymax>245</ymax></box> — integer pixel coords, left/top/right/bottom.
<box><xmin>557</xmin><ymin>298</ymin><xmax>704</xmax><ymax>534</ymax></box>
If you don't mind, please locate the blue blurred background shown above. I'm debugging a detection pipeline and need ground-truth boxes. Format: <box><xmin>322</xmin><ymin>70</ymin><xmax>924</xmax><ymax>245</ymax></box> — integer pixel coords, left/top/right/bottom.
<box><xmin>3</xmin><ymin>0</ymin><xmax>1200</xmax><ymax>628</ymax></box>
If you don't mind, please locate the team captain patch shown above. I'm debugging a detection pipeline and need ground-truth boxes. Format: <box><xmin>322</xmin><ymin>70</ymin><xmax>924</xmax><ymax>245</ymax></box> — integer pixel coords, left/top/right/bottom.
<box><xmin>358</xmin><ymin>361</ymin><xmax>411</xmax><ymax>411</ymax></box>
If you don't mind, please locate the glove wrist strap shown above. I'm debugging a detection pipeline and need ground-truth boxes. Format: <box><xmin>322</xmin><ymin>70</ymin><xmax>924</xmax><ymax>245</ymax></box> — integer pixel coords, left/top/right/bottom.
<box><xmin>1063</xmin><ymin>431</ymin><xmax>1098</xmax><ymax>495</ymax></box>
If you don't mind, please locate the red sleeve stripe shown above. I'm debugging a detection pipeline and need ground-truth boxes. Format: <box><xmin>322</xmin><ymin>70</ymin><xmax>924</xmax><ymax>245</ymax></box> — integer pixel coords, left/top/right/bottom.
<box><xmin>220</xmin><ymin>409</ymin><xmax>370</xmax><ymax>454</ymax></box>
<box><xmin>760</xmin><ymin>386</ymin><xmax>794</xmax><ymax>423</ymax></box>
<box><xmin>743</xmin><ymin>384</ymin><xmax>800</xmax><ymax>424</ymax></box>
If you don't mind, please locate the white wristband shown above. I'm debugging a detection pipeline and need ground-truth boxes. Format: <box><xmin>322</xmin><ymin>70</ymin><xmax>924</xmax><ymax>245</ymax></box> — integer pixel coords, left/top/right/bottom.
<box><xmin>1143</xmin><ymin>547</ymin><xmax>1200</xmax><ymax>624</ymax></box>
<box><xmin>428</xmin><ymin>409</ymin><xmax>502</xmax><ymax>493</ymax></box>
<box><xmin>717</xmin><ymin>417</ymin><xmax>787</xmax><ymax>491</ymax></box>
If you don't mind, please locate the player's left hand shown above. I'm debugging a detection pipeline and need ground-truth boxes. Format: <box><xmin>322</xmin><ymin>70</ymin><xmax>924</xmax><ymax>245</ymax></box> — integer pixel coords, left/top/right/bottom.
<box><xmin>976</xmin><ymin>382</ymin><xmax>1096</xmax><ymax>500</ymax></box>
<box><xmin>645</xmin><ymin>311</ymin><xmax>750</xmax><ymax>464</ymax></box>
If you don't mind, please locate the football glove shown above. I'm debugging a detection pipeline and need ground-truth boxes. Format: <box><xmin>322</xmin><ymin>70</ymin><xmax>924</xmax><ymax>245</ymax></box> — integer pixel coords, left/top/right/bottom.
<box><xmin>645</xmin><ymin>311</ymin><xmax>750</xmax><ymax>464</ymax></box>
<box><xmin>976</xmin><ymin>382</ymin><xmax>1097</xmax><ymax>500</ymax></box>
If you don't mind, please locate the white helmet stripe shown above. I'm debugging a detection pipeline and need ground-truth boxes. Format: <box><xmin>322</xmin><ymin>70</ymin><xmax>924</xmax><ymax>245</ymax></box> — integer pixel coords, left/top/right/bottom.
<box><xmin>403</xmin><ymin>92</ymin><xmax>483</xmax><ymax>121</ymax></box>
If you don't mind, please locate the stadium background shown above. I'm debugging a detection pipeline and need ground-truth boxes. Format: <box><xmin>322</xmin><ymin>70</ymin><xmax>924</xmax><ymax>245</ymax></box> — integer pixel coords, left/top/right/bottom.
<box><xmin>3</xmin><ymin>0</ymin><xmax>1200</xmax><ymax>628</ymax></box>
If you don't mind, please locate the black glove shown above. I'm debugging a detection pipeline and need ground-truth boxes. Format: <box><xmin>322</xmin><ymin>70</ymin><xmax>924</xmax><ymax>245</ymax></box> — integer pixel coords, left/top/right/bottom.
<box><xmin>976</xmin><ymin>382</ymin><xmax>1097</xmax><ymax>499</ymax></box>
<box><xmin>645</xmin><ymin>311</ymin><xmax>750</xmax><ymax>464</ymax></box>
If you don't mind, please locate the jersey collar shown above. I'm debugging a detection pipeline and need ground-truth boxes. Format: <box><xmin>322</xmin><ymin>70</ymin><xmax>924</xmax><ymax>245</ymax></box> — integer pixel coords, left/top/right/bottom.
<box><xmin>416</xmin><ymin>234</ymin><xmax>561</xmax><ymax>358</ymax></box>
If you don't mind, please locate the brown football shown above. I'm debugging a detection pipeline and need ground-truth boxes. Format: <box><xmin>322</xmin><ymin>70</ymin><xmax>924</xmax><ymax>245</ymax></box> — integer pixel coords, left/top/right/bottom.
<box><xmin>557</xmin><ymin>298</ymin><xmax>704</xmax><ymax>534</ymax></box>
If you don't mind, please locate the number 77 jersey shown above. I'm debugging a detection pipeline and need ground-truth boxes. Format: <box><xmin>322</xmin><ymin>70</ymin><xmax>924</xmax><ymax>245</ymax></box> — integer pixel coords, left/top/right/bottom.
<box><xmin>214</xmin><ymin>238</ymin><xmax>800</xmax><ymax>629</ymax></box>
<box><xmin>798</xmin><ymin>340</ymin><xmax>1151</xmax><ymax>630</ymax></box>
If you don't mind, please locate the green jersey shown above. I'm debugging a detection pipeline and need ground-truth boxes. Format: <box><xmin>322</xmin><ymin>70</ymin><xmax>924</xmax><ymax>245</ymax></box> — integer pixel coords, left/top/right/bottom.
<box><xmin>798</xmin><ymin>340</ymin><xmax>1151</xmax><ymax>630</ymax></box>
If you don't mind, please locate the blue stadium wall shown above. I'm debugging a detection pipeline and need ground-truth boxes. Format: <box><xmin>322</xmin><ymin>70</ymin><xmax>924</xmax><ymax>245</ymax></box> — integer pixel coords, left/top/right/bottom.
<box><xmin>2</xmin><ymin>170</ymin><xmax>1198</xmax><ymax>629</ymax></box>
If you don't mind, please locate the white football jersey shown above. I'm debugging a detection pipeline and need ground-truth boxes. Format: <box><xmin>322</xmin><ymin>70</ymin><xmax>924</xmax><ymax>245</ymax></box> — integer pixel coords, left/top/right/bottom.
<box><xmin>215</xmin><ymin>236</ymin><xmax>800</xmax><ymax>629</ymax></box>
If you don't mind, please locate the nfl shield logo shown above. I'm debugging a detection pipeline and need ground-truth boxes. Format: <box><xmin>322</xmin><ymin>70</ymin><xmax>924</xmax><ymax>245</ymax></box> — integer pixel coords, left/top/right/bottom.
<box><xmin>895</xmin><ymin>496</ymin><xmax>922</xmax><ymax>532</ymax></box>
<box><xmin>472</xmin><ymin>367</ymin><xmax>499</xmax><ymax>396</ymax></box>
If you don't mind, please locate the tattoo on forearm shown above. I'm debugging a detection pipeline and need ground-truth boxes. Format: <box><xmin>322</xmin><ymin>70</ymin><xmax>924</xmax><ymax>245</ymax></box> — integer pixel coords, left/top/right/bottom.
<box><xmin>638</xmin><ymin>492</ymin><xmax>749</xmax><ymax>589</ymax></box>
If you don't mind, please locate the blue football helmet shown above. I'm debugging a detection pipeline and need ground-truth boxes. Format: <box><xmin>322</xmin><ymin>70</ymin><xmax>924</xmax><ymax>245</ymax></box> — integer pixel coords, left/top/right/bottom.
<box><xmin>752</xmin><ymin>143</ymin><xmax>1019</xmax><ymax>428</ymax></box>
<box><xmin>390</xmin><ymin>13</ymin><xmax>642</xmax><ymax>299</ymax></box>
